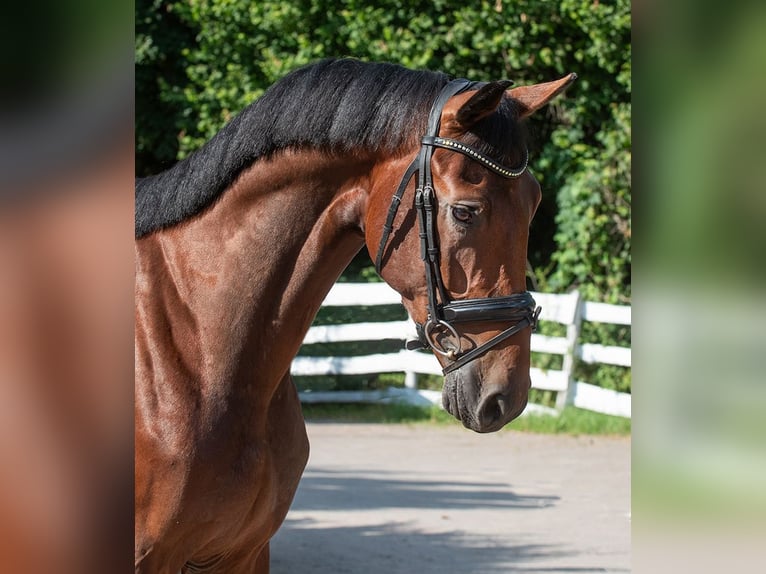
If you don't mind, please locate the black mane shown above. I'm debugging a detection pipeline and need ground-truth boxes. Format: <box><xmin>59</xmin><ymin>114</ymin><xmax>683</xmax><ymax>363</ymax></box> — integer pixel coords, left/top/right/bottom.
<box><xmin>136</xmin><ymin>58</ymin><xmax>525</xmax><ymax>237</ymax></box>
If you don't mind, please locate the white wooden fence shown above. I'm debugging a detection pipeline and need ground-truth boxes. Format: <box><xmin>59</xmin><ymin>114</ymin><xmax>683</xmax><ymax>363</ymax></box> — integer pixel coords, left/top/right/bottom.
<box><xmin>292</xmin><ymin>283</ymin><xmax>631</xmax><ymax>418</ymax></box>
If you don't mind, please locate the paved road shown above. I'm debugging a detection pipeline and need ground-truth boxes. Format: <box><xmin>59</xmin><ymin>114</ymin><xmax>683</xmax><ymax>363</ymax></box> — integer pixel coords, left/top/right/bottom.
<box><xmin>271</xmin><ymin>423</ymin><xmax>630</xmax><ymax>573</ymax></box>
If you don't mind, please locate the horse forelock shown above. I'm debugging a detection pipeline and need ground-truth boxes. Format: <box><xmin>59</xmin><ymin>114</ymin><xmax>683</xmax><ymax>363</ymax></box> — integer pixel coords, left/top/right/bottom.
<box><xmin>461</xmin><ymin>93</ymin><xmax>529</xmax><ymax>172</ymax></box>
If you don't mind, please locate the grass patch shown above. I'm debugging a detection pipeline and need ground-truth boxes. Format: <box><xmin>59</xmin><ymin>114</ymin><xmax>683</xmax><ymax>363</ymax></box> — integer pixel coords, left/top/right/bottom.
<box><xmin>507</xmin><ymin>406</ymin><xmax>631</xmax><ymax>435</ymax></box>
<box><xmin>302</xmin><ymin>403</ymin><xmax>631</xmax><ymax>435</ymax></box>
<box><xmin>302</xmin><ymin>403</ymin><xmax>455</xmax><ymax>424</ymax></box>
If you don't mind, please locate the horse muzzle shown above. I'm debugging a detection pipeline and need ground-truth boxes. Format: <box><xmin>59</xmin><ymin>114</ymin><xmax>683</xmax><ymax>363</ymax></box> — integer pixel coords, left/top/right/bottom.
<box><xmin>442</xmin><ymin>362</ymin><xmax>530</xmax><ymax>433</ymax></box>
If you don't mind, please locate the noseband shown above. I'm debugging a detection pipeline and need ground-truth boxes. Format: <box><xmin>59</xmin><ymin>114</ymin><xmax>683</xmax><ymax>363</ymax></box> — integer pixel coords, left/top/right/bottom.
<box><xmin>374</xmin><ymin>79</ymin><xmax>541</xmax><ymax>376</ymax></box>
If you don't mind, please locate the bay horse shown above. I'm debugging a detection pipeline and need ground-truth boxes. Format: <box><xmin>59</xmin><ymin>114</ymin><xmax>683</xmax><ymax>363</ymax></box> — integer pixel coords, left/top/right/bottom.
<box><xmin>135</xmin><ymin>58</ymin><xmax>575</xmax><ymax>573</ymax></box>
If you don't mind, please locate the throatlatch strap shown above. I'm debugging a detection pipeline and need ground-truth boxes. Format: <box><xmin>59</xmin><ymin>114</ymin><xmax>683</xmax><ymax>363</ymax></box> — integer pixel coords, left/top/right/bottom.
<box><xmin>374</xmin><ymin>157</ymin><xmax>419</xmax><ymax>273</ymax></box>
<box><xmin>374</xmin><ymin>81</ymin><xmax>475</xmax><ymax>275</ymax></box>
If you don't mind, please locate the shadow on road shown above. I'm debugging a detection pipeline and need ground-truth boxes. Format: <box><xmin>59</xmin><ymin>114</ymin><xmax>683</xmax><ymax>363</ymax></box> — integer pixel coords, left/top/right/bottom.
<box><xmin>291</xmin><ymin>467</ymin><xmax>559</xmax><ymax>511</ymax></box>
<box><xmin>274</xmin><ymin>519</ymin><xmax>580</xmax><ymax>574</ymax></box>
<box><xmin>271</xmin><ymin>467</ymin><xmax>625</xmax><ymax>573</ymax></box>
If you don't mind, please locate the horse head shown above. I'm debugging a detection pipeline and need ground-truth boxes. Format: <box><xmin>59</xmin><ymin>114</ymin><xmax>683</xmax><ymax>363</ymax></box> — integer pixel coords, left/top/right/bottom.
<box><xmin>367</xmin><ymin>74</ymin><xmax>576</xmax><ymax>433</ymax></box>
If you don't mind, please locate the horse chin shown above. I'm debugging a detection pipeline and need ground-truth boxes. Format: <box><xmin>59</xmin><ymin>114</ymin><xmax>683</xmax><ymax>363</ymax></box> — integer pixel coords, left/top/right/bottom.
<box><xmin>442</xmin><ymin>365</ymin><xmax>529</xmax><ymax>433</ymax></box>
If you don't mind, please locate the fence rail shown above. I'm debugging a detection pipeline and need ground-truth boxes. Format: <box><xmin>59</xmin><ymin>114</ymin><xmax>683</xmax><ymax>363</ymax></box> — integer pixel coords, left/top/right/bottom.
<box><xmin>293</xmin><ymin>283</ymin><xmax>631</xmax><ymax>418</ymax></box>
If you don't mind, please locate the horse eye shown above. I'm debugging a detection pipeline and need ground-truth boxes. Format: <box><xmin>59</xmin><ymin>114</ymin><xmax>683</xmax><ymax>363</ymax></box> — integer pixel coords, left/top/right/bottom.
<box><xmin>451</xmin><ymin>206</ymin><xmax>474</xmax><ymax>224</ymax></box>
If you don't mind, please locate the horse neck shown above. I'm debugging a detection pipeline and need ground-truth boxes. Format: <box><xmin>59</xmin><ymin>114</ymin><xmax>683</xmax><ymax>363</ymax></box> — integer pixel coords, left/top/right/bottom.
<box><xmin>137</xmin><ymin>149</ymin><xmax>375</xmax><ymax>396</ymax></box>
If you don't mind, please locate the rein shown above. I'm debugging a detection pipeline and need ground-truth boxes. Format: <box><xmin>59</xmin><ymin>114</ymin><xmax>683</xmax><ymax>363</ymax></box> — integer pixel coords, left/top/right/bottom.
<box><xmin>374</xmin><ymin>79</ymin><xmax>541</xmax><ymax>376</ymax></box>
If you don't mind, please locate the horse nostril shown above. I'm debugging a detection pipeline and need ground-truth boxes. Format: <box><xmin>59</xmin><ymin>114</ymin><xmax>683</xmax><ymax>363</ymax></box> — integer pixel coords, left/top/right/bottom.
<box><xmin>478</xmin><ymin>392</ymin><xmax>509</xmax><ymax>430</ymax></box>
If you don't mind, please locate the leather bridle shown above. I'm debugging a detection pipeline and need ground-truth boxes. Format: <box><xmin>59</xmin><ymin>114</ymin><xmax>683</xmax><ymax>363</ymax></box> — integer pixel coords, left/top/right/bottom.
<box><xmin>374</xmin><ymin>79</ymin><xmax>541</xmax><ymax>376</ymax></box>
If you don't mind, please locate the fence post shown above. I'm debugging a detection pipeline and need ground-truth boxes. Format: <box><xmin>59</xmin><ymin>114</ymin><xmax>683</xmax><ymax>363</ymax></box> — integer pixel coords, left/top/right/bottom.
<box><xmin>404</xmin><ymin>370</ymin><xmax>418</xmax><ymax>389</ymax></box>
<box><xmin>555</xmin><ymin>290</ymin><xmax>583</xmax><ymax>411</ymax></box>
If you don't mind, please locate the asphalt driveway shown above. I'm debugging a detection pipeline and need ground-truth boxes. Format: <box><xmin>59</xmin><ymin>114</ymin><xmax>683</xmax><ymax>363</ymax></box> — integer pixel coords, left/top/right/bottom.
<box><xmin>271</xmin><ymin>423</ymin><xmax>631</xmax><ymax>573</ymax></box>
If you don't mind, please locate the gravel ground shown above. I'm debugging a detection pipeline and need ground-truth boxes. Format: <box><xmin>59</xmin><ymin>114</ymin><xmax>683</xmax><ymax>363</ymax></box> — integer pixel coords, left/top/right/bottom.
<box><xmin>271</xmin><ymin>423</ymin><xmax>631</xmax><ymax>573</ymax></box>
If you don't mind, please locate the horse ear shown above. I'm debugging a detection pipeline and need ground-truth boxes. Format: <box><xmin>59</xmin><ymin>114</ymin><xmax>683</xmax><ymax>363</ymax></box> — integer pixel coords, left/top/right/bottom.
<box><xmin>507</xmin><ymin>73</ymin><xmax>577</xmax><ymax>119</ymax></box>
<box><xmin>454</xmin><ymin>80</ymin><xmax>514</xmax><ymax>128</ymax></box>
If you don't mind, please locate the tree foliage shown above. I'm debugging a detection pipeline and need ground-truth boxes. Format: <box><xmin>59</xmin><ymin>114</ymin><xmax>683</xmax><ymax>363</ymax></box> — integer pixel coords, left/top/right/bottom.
<box><xmin>135</xmin><ymin>0</ymin><xmax>631</xmax><ymax>304</ymax></box>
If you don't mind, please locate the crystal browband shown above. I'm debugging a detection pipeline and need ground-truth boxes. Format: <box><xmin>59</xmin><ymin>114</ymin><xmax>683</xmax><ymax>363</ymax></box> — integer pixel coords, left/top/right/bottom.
<box><xmin>421</xmin><ymin>136</ymin><xmax>528</xmax><ymax>178</ymax></box>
